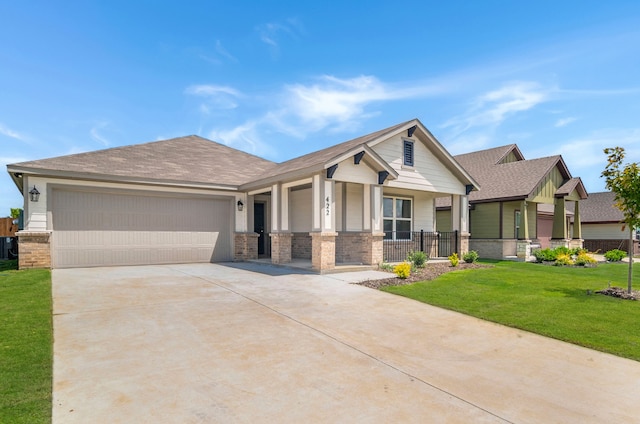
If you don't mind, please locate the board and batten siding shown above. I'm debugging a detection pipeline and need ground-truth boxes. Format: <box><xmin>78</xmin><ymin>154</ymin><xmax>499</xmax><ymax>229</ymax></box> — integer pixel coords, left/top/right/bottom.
<box><xmin>372</xmin><ymin>134</ymin><xmax>466</xmax><ymax>194</ymax></box>
<box><xmin>470</xmin><ymin>203</ymin><xmax>500</xmax><ymax>238</ymax></box>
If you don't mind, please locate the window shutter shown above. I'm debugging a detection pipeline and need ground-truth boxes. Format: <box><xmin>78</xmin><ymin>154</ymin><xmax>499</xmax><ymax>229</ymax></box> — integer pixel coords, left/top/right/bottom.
<box><xmin>403</xmin><ymin>140</ymin><xmax>414</xmax><ymax>166</ymax></box>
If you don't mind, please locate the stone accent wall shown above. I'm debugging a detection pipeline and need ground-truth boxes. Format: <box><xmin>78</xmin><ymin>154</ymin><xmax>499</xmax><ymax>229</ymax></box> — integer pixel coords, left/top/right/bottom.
<box><xmin>292</xmin><ymin>233</ymin><xmax>312</xmax><ymax>259</ymax></box>
<box><xmin>310</xmin><ymin>232</ymin><xmax>337</xmax><ymax>273</ymax></box>
<box><xmin>234</xmin><ymin>232</ymin><xmax>259</xmax><ymax>261</ymax></box>
<box><xmin>550</xmin><ymin>239</ymin><xmax>570</xmax><ymax>250</ymax></box>
<box><xmin>270</xmin><ymin>232</ymin><xmax>293</xmax><ymax>264</ymax></box>
<box><xmin>459</xmin><ymin>232</ymin><xmax>470</xmax><ymax>256</ymax></box>
<box><xmin>516</xmin><ymin>240</ymin><xmax>532</xmax><ymax>259</ymax></box>
<box><xmin>568</xmin><ymin>239</ymin><xmax>584</xmax><ymax>250</ymax></box>
<box><xmin>17</xmin><ymin>231</ymin><xmax>51</xmax><ymax>269</ymax></box>
<box><xmin>469</xmin><ymin>239</ymin><xmax>517</xmax><ymax>259</ymax></box>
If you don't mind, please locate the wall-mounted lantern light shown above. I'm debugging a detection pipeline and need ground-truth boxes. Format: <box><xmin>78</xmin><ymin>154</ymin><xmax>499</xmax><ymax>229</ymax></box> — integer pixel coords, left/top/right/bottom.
<box><xmin>29</xmin><ymin>186</ymin><xmax>40</xmax><ymax>202</ymax></box>
<box><xmin>237</xmin><ymin>200</ymin><xmax>244</xmax><ymax>211</ymax></box>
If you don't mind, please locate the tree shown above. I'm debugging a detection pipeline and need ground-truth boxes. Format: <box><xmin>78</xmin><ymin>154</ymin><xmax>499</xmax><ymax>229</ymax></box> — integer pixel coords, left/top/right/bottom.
<box><xmin>10</xmin><ymin>208</ymin><xmax>21</xmax><ymax>219</ymax></box>
<box><xmin>601</xmin><ymin>147</ymin><xmax>640</xmax><ymax>294</ymax></box>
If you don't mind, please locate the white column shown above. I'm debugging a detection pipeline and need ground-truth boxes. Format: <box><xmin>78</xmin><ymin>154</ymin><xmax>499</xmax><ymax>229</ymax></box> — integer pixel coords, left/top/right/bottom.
<box><xmin>281</xmin><ymin>185</ymin><xmax>289</xmax><ymax>231</ymax></box>
<box><xmin>363</xmin><ymin>184</ymin><xmax>371</xmax><ymax>231</ymax></box>
<box><xmin>451</xmin><ymin>194</ymin><xmax>461</xmax><ymax>232</ymax></box>
<box><xmin>312</xmin><ymin>174</ymin><xmax>321</xmax><ymax>231</ymax></box>
<box><xmin>271</xmin><ymin>183</ymin><xmax>280</xmax><ymax>232</ymax></box>
<box><xmin>371</xmin><ymin>185</ymin><xmax>383</xmax><ymax>232</ymax></box>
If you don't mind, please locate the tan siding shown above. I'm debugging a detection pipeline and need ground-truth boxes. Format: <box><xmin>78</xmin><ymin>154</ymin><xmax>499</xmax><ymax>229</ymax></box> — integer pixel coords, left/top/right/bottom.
<box><xmin>51</xmin><ymin>189</ymin><xmax>233</xmax><ymax>267</ymax></box>
<box><xmin>500</xmin><ymin>151</ymin><xmax>519</xmax><ymax>164</ymax></box>
<box><xmin>332</xmin><ymin>159</ymin><xmax>377</xmax><ymax>184</ymax></box>
<box><xmin>345</xmin><ymin>183</ymin><xmax>363</xmax><ymax>231</ymax></box>
<box><xmin>502</xmin><ymin>201</ymin><xmax>520</xmax><ymax>239</ymax></box>
<box><xmin>291</xmin><ymin>188</ymin><xmax>312</xmax><ymax>232</ymax></box>
<box><xmin>383</xmin><ymin>187</ymin><xmax>435</xmax><ymax>231</ymax></box>
<box><xmin>373</xmin><ymin>134</ymin><xmax>466</xmax><ymax>194</ymax></box>
<box><xmin>583</xmin><ymin>223</ymin><xmax>627</xmax><ymax>240</ymax></box>
<box><xmin>470</xmin><ymin>203</ymin><xmax>500</xmax><ymax>238</ymax></box>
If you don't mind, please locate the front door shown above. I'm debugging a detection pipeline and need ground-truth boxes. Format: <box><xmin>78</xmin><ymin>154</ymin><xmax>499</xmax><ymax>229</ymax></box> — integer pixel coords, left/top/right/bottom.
<box><xmin>254</xmin><ymin>203</ymin><xmax>266</xmax><ymax>255</ymax></box>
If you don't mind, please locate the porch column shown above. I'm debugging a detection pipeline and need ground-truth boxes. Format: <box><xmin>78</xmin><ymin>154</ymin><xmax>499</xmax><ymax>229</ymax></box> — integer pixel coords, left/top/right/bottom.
<box><xmin>310</xmin><ymin>174</ymin><xmax>337</xmax><ymax>272</ymax></box>
<box><xmin>573</xmin><ymin>200</ymin><xmax>582</xmax><ymax>239</ymax></box>
<box><xmin>550</xmin><ymin>197</ymin><xmax>570</xmax><ymax>249</ymax></box>
<box><xmin>516</xmin><ymin>200</ymin><xmax>532</xmax><ymax>259</ymax></box>
<box><xmin>451</xmin><ymin>194</ymin><xmax>470</xmax><ymax>255</ymax></box>
<box><xmin>269</xmin><ymin>183</ymin><xmax>292</xmax><ymax>264</ymax></box>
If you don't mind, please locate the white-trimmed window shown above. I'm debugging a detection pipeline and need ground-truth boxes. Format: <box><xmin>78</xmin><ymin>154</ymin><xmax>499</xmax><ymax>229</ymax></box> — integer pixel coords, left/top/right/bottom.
<box><xmin>383</xmin><ymin>196</ymin><xmax>412</xmax><ymax>240</ymax></box>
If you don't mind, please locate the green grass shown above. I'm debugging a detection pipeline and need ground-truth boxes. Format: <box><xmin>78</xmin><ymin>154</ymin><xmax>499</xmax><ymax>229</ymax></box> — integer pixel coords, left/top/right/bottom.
<box><xmin>383</xmin><ymin>260</ymin><xmax>640</xmax><ymax>361</ymax></box>
<box><xmin>0</xmin><ymin>260</ymin><xmax>52</xmax><ymax>423</ymax></box>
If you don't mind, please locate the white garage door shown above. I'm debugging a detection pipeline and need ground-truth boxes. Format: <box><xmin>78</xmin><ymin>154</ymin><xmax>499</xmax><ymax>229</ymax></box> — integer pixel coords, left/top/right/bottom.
<box><xmin>52</xmin><ymin>189</ymin><xmax>233</xmax><ymax>268</ymax></box>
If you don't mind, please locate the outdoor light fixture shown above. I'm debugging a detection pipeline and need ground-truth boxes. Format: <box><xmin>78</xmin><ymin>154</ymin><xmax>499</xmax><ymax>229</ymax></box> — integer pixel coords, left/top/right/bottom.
<box><xmin>237</xmin><ymin>200</ymin><xmax>244</xmax><ymax>211</ymax></box>
<box><xmin>29</xmin><ymin>186</ymin><xmax>40</xmax><ymax>202</ymax></box>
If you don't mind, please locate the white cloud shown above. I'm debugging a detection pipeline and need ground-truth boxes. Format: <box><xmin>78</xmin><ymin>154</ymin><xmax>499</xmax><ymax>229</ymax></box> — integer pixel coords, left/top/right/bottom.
<box><xmin>185</xmin><ymin>84</ymin><xmax>242</xmax><ymax>112</ymax></box>
<box><xmin>555</xmin><ymin>117</ymin><xmax>578</xmax><ymax>127</ymax></box>
<box><xmin>442</xmin><ymin>82</ymin><xmax>550</xmax><ymax>135</ymax></box>
<box><xmin>256</xmin><ymin>18</ymin><xmax>305</xmax><ymax>55</ymax></box>
<box><xmin>90</xmin><ymin>122</ymin><xmax>111</xmax><ymax>147</ymax></box>
<box><xmin>208</xmin><ymin>120</ymin><xmax>276</xmax><ymax>158</ymax></box>
<box><xmin>0</xmin><ymin>123</ymin><xmax>26</xmax><ymax>141</ymax></box>
<box><xmin>214</xmin><ymin>40</ymin><xmax>237</xmax><ymax>62</ymax></box>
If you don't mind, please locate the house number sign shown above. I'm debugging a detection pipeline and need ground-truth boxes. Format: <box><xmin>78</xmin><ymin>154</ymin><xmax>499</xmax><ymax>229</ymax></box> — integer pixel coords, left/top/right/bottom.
<box><xmin>325</xmin><ymin>196</ymin><xmax>330</xmax><ymax>216</ymax></box>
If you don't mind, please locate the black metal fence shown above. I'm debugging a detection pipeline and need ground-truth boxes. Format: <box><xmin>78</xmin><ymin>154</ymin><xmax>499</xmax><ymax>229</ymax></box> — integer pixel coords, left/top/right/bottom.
<box><xmin>383</xmin><ymin>230</ymin><xmax>458</xmax><ymax>262</ymax></box>
<box><xmin>0</xmin><ymin>237</ymin><xmax>18</xmax><ymax>260</ymax></box>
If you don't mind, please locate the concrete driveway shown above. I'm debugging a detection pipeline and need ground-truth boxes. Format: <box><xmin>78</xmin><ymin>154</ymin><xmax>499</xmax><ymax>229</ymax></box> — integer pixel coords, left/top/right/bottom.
<box><xmin>52</xmin><ymin>263</ymin><xmax>640</xmax><ymax>423</ymax></box>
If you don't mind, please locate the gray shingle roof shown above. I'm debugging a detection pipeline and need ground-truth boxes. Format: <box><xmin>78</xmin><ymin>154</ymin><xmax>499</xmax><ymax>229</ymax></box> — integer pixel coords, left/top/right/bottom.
<box><xmin>454</xmin><ymin>145</ymin><xmax>570</xmax><ymax>202</ymax></box>
<box><xmin>9</xmin><ymin>135</ymin><xmax>277</xmax><ymax>187</ymax></box>
<box><xmin>568</xmin><ymin>191</ymin><xmax>623</xmax><ymax>223</ymax></box>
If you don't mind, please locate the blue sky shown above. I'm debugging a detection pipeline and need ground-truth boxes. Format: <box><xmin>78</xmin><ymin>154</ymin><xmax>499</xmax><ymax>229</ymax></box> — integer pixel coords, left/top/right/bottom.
<box><xmin>2</xmin><ymin>1</ymin><xmax>640</xmax><ymax>215</ymax></box>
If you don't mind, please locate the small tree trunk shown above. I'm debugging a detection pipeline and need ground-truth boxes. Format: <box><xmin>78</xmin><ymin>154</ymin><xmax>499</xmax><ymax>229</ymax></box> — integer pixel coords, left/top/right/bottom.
<box><xmin>628</xmin><ymin>227</ymin><xmax>634</xmax><ymax>294</ymax></box>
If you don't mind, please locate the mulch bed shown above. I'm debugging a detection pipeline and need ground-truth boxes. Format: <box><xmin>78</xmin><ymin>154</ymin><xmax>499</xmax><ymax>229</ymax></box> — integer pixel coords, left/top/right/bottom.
<box><xmin>355</xmin><ymin>262</ymin><xmax>492</xmax><ymax>289</ymax></box>
<box><xmin>595</xmin><ymin>287</ymin><xmax>639</xmax><ymax>300</ymax></box>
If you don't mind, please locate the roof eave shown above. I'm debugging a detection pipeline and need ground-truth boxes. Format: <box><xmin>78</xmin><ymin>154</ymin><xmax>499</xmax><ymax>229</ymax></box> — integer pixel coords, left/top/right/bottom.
<box><xmin>7</xmin><ymin>166</ymin><xmax>240</xmax><ymax>192</ymax></box>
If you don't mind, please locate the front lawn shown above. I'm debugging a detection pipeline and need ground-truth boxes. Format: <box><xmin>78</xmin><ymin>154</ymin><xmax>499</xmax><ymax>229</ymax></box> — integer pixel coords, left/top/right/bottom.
<box><xmin>0</xmin><ymin>260</ymin><xmax>52</xmax><ymax>423</ymax></box>
<box><xmin>383</xmin><ymin>260</ymin><xmax>640</xmax><ymax>361</ymax></box>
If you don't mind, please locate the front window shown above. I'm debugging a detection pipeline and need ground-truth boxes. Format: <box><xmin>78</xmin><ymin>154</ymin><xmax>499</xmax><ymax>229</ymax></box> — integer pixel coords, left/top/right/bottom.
<box><xmin>384</xmin><ymin>196</ymin><xmax>412</xmax><ymax>240</ymax></box>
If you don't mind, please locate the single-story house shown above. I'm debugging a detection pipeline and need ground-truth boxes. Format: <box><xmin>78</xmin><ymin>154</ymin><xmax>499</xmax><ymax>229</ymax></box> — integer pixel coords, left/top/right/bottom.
<box><xmin>567</xmin><ymin>191</ymin><xmax>638</xmax><ymax>254</ymax></box>
<box><xmin>7</xmin><ymin>118</ymin><xmax>479</xmax><ymax>272</ymax></box>
<box><xmin>436</xmin><ymin>144</ymin><xmax>588</xmax><ymax>259</ymax></box>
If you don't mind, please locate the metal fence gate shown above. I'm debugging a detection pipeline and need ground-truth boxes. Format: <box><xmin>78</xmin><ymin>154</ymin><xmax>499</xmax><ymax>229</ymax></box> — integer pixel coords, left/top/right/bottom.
<box><xmin>383</xmin><ymin>230</ymin><xmax>458</xmax><ymax>262</ymax></box>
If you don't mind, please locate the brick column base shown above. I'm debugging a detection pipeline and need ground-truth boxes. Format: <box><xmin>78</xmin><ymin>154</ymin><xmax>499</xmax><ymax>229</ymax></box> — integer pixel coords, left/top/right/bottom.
<box><xmin>569</xmin><ymin>239</ymin><xmax>584</xmax><ymax>250</ymax></box>
<box><xmin>335</xmin><ymin>232</ymin><xmax>384</xmax><ymax>265</ymax></box>
<box><xmin>269</xmin><ymin>232</ymin><xmax>293</xmax><ymax>264</ymax></box>
<box><xmin>234</xmin><ymin>232</ymin><xmax>259</xmax><ymax>261</ymax></box>
<box><xmin>459</xmin><ymin>232</ymin><xmax>470</xmax><ymax>255</ymax></box>
<box><xmin>550</xmin><ymin>239</ymin><xmax>570</xmax><ymax>250</ymax></box>
<box><xmin>310</xmin><ymin>232</ymin><xmax>337</xmax><ymax>273</ymax></box>
<box><xmin>17</xmin><ymin>231</ymin><xmax>52</xmax><ymax>269</ymax></box>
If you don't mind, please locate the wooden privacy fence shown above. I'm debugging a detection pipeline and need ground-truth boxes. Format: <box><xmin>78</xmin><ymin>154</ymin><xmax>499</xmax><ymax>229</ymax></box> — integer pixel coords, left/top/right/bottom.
<box><xmin>0</xmin><ymin>217</ymin><xmax>18</xmax><ymax>237</ymax></box>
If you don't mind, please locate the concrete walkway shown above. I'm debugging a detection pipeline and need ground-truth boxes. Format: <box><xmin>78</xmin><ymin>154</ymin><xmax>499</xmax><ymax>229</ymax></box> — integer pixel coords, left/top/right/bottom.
<box><xmin>52</xmin><ymin>263</ymin><xmax>640</xmax><ymax>423</ymax></box>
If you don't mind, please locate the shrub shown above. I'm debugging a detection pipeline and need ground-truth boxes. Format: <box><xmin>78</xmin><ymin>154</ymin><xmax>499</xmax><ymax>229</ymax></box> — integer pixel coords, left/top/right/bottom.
<box><xmin>554</xmin><ymin>246</ymin><xmax>572</xmax><ymax>256</ymax></box>
<box><xmin>406</xmin><ymin>250</ymin><xmax>428</xmax><ymax>268</ymax></box>
<box><xmin>554</xmin><ymin>253</ymin><xmax>573</xmax><ymax>266</ymax></box>
<box><xmin>448</xmin><ymin>252</ymin><xmax>459</xmax><ymax>267</ymax></box>
<box><xmin>462</xmin><ymin>250</ymin><xmax>479</xmax><ymax>263</ymax></box>
<box><xmin>379</xmin><ymin>262</ymin><xmax>394</xmax><ymax>272</ymax></box>
<box><xmin>575</xmin><ymin>251</ymin><xmax>597</xmax><ymax>266</ymax></box>
<box><xmin>571</xmin><ymin>247</ymin><xmax>588</xmax><ymax>256</ymax></box>
<box><xmin>604</xmin><ymin>249</ymin><xmax>626</xmax><ymax>262</ymax></box>
<box><xmin>533</xmin><ymin>248</ymin><xmax>557</xmax><ymax>263</ymax></box>
<box><xmin>393</xmin><ymin>262</ymin><xmax>411</xmax><ymax>279</ymax></box>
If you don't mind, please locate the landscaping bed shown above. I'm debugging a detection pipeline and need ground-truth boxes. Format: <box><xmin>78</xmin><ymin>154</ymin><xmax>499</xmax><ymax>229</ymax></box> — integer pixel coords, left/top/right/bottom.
<box><xmin>358</xmin><ymin>261</ymin><xmax>492</xmax><ymax>289</ymax></box>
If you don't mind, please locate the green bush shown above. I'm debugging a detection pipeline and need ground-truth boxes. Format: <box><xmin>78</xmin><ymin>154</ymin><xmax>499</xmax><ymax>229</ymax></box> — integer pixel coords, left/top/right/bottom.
<box><xmin>393</xmin><ymin>262</ymin><xmax>411</xmax><ymax>279</ymax></box>
<box><xmin>574</xmin><ymin>251</ymin><xmax>597</xmax><ymax>266</ymax></box>
<box><xmin>554</xmin><ymin>246</ymin><xmax>572</xmax><ymax>256</ymax></box>
<box><xmin>554</xmin><ymin>253</ymin><xmax>574</xmax><ymax>266</ymax></box>
<box><xmin>448</xmin><ymin>252</ymin><xmax>459</xmax><ymax>267</ymax></box>
<box><xmin>604</xmin><ymin>249</ymin><xmax>626</xmax><ymax>262</ymax></box>
<box><xmin>462</xmin><ymin>250</ymin><xmax>479</xmax><ymax>263</ymax></box>
<box><xmin>406</xmin><ymin>250</ymin><xmax>428</xmax><ymax>268</ymax></box>
<box><xmin>533</xmin><ymin>248</ymin><xmax>557</xmax><ymax>263</ymax></box>
<box><xmin>379</xmin><ymin>262</ymin><xmax>394</xmax><ymax>271</ymax></box>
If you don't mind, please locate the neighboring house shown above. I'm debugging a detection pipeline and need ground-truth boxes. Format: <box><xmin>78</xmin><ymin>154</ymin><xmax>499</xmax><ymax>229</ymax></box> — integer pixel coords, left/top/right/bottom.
<box><xmin>436</xmin><ymin>144</ymin><xmax>587</xmax><ymax>259</ymax></box>
<box><xmin>7</xmin><ymin>119</ymin><xmax>478</xmax><ymax>272</ymax></box>
<box><xmin>567</xmin><ymin>191</ymin><xmax>638</xmax><ymax>254</ymax></box>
